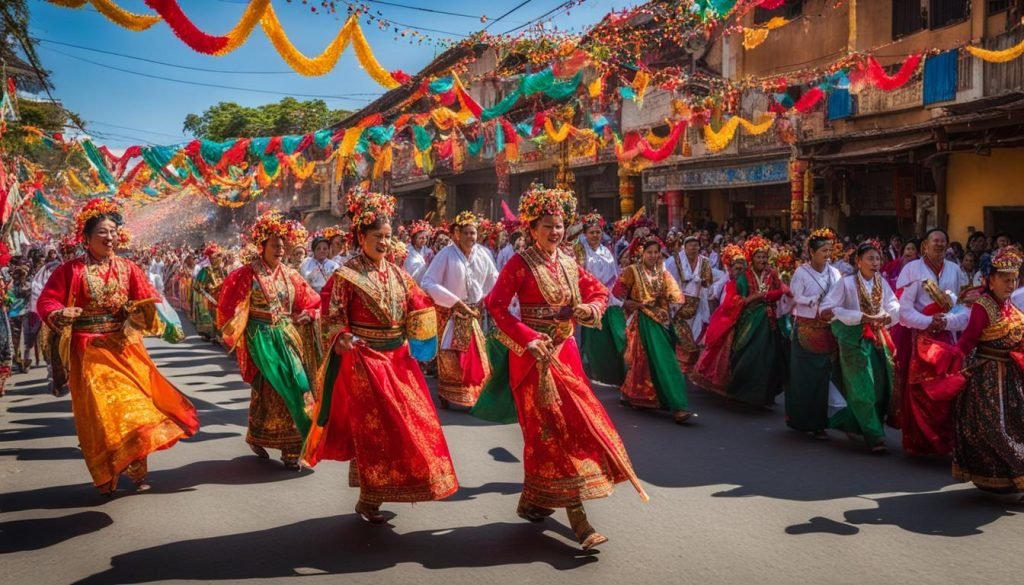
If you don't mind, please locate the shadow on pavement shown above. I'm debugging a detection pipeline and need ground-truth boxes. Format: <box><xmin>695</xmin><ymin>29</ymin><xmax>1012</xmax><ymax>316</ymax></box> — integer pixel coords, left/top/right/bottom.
<box><xmin>0</xmin><ymin>511</ymin><xmax>113</xmax><ymax>554</ymax></box>
<box><xmin>72</xmin><ymin>518</ymin><xmax>594</xmax><ymax>584</ymax></box>
<box><xmin>0</xmin><ymin>446</ymin><xmax>81</xmax><ymax>461</ymax></box>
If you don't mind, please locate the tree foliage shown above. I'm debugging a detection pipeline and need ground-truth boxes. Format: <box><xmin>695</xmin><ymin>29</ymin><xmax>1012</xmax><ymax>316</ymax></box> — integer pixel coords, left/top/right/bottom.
<box><xmin>182</xmin><ymin>98</ymin><xmax>350</xmax><ymax>141</ymax></box>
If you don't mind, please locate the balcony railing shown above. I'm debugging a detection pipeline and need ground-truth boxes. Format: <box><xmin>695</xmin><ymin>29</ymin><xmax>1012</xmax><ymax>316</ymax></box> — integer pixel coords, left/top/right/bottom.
<box><xmin>984</xmin><ymin>28</ymin><xmax>1024</xmax><ymax>96</ymax></box>
<box><xmin>856</xmin><ymin>74</ymin><xmax>924</xmax><ymax>116</ymax></box>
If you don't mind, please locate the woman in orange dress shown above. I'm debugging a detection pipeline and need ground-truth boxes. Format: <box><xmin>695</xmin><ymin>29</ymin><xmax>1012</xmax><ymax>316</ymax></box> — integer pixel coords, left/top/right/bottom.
<box><xmin>217</xmin><ymin>212</ymin><xmax>322</xmax><ymax>470</ymax></box>
<box><xmin>37</xmin><ymin>199</ymin><xmax>199</xmax><ymax>495</ymax></box>
<box><xmin>303</xmin><ymin>190</ymin><xmax>457</xmax><ymax>524</ymax></box>
<box><xmin>485</xmin><ymin>184</ymin><xmax>647</xmax><ymax>551</ymax></box>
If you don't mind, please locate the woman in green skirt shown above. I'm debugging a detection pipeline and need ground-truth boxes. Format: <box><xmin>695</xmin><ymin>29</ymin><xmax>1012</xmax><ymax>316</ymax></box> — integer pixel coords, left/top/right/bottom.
<box><xmin>820</xmin><ymin>241</ymin><xmax>900</xmax><ymax>453</ymax></box>
<box><xmin>574</xmin><ymin>211</ymin><xmax>627</xmax><ymax>386</ymax></box>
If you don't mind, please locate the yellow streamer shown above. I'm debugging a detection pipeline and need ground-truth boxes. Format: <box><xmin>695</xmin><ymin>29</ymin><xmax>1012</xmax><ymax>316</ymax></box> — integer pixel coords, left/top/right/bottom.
<box><xmin>544</xmin><ymin>119</ymin><xmax>573</xmax><ymax>143</ymax></box>
<box><xmin>260</xmin><ymin>5</ymin><xmax>354</xmax><ymax>77</ymax></box>
<box><xmin>588</xmin><ymin>76</ymin><xmax>604</xmax><ymax>98</ymax></box>
<box><xmin>216</xmin><ymin>0</ymin><xmax>272</xmax><ymax>55</ymax></box>
<box><xmin>632</xmin><ymin>71</ymin><xmax>651</xmax><ymax>107</ymax></box>
<box><xmin>965</xmin><ymin>39</ymin><xmax>1024</xmax><ymax>64</ymax></box>
<box><xmin>349</xmin><ymin>15</ymin><xmax>401</xmax><ymax>89</ymax></box>
<box><xmin>50</xmin><ymin>0</ymin><xmax>161</xmax><ymax>32</ymax></box>
<box><xmin>703</xmin><ymin>114</ymin><xmax>775</xmax><ymax>153</ymax></box>
<box><xmin>743</xmin><ymin>28</ymin><xmax>770</xmax><ymax>50</ymax></box>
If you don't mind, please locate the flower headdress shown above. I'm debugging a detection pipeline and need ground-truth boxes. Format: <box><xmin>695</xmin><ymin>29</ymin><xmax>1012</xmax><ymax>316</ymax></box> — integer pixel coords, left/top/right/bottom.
<box><xmin>203</xmin><ymin>243</ymin><xmax>221</xmax><ymax>259</ymax></box>
<box><xmin>809</xmin><ymin>227</ymin><xmax>836</xmax><ymax>241</ymax></box>
<box><xmin>769</xmin><ymin>245</ymin><xmax>797</xmax><ymax>280</ymax></box>
<box><xmin>989</xmin><ymin>247</ymin><xmax>1023</xmax><ymax>275</ymax></box>
<box><xmin>318</xmin><ymin>225</ymin><xmax>345</xmax><ymax>243</ymax></box>
<box><xmin>742</xmin><ymin>235</ymin><xmax>772</xmax><ymax>262</ymax></box>
<box><xmin>58</xmin><ymin>234</ymin><xmax>80</xmax><ymax>257</ymax></box>
<box><xmin>451</xmin><ymin>210</ymin><xmax>482</xmax><ymax>230</ymax></box>
<box><xmin>409</xmin><ymin>219</ymin><xmax>433</xmax><ymax>239</ymax></box>
<box><xmin>628</xmin><ymin>234</ymin><xmax>666</xmax><ymax>264</ymax></box>
<box><xmin>863</xmin><ymin>239</ymin><xmax>883</xmax><ymax>253</ymax></box>
<box><xmin>346</xmin><ymin>188</ymin><xmax>396</xmax><ymax>236</ymax></box>
<box><xmin>75</xmin><ymin>198</ymin><xmax>124</xmax><ymax>244</ymax></box>
<box><xmin>722</xmin><ymin>244</ymin><xmax>747</xmax><ymax>268</ymax></box>
<box><xmin>581</xmin><ymin>210</ymin><xmax>606</xmax><ymax>230</ymax></box>
<box><xmin>387</xmin><ymin>239</ymin><xmax>408</xmax><ymax>265</ymax></box>
<box><xmin>247</xmin><ymin>210</ymin><xmax>308</xmax><ymax>249</ymax></box>
<box><xmin>518</xmin><ymin>183</ymin><xmax>578</xmax><ymax>225</ymax></box>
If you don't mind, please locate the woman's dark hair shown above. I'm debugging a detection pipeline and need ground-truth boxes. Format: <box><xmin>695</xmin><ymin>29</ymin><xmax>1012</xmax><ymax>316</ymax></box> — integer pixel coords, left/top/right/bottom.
<box><xmin>311</xmin><ymin>237</ymin><xmax>329</xmax><ymax>250</ymax></box>
<box><xmin>963</xmin><ymin>250</ymin><xmax>978</xmax><ymax>263</ymax></box>
<box><xmin>856</xmin><ymin>242</ymin><xmax>881</xmax><ymax>259</ymax></box>
<box><xmin>356</xmin><ymin>218</ymin><xmax>390</xmax><ymax>236</ymax></box>
<box><xmin>903</xmin><ymin>239</ymin><xmax>919</xmax><ymax>253</ymax></box>
<box><xmin>509</xmin><ymin>232</ymin><xmax>524</xmax><ymax>245</ymax></box>
<box><xmin>967</xmin><ymin>231</ymin><xmax>986</xmax><ymax>244</ymax></box>
<box><xmin>925</xmin><ymin>227</ymin><xmax>949</xmax><ymax>243</ymax></box>
<box><xmin>808</xmin><ymin>235</ymin><xmax>832</xmax><ymax>252</ymax></box>
<box><xmin>83</xmin><ymin>212</ymin><xmax>123</xmax><ymax>237</ymax></box>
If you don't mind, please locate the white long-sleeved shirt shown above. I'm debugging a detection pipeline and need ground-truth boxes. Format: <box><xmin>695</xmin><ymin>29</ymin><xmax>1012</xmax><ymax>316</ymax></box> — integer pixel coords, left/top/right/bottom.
<box><xmin>300</xmin><ymin>257</ymin><xmax>340</xmax><ymax>293</ymax></box>
<box><xmin>821</xmin><ymin>272</ymin><xmax>900</xmax><ymax>327</ymax></box>
<box><xmin>665</xmin><ymin>252</ymin><xmax>723</xmax><ymax>336</ymax></box>
<box><xmin>895</xmin><ymin>258</ymin><xmax>968</xmax><ymax>332</ymax></box>
<box><xmin>789</xmin><ymin>263</ymin><xmax>842</xmax><ymax>319</ymax></box>
<box><xmin>404</xmin><ymin>246</ymin><xmax>431</xmax><ymax>284</ymax></box>
<box><xmin>580</xmin><ymin>237</ymin><xmax>622</xmax><ymax>308</ymax></box>
<box><xmin>421</xmin><ymin>243</ymin><xmax>498</xmax><ymax>307</ymax></box>
<box><xmin>496</xmin><ymin>243</ymin><xmax>517</xmax><ymax>271</ymax></box>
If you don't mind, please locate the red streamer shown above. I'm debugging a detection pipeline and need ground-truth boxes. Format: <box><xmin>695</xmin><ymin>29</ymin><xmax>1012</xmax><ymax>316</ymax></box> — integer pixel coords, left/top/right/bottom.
<box><xmin>792</xmin><ymin>87</ymin><xmax>825</xmax><ymax>113</ymax></box>
<box><xmin>616</xmin><ymin>121</ymin><xmax>688</xmax><ymax>162</ymax></box>
<box><xmin>865</xmin><ymin>54</ymin><xmax>922</xmax><ymax>91</ymax></box>
<box><xmin>758</xmin><ymin>0</ymin><xmax>786</xmax><ymax>8</ymax></box>
<box><xmin>143</xmin><ymin>0</ymin><xmax>229</xmax><ymax>55</ymax></box>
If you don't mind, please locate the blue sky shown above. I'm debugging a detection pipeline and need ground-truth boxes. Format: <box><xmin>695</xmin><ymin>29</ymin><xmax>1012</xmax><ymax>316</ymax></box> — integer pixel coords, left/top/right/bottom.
<box><xmin>27</xmin><ymin>0</ymin><xmax>633</xmax><ymax>148</ymax></box>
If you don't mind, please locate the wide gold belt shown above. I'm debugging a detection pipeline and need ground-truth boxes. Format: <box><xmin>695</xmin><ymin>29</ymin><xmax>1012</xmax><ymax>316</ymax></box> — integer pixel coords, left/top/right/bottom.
<box><xmin>520</xmin><ymin>304</ymin><xmax>568</xmax><ymax>320</ymax></box>
<box><xmin>977</xmin><ymin>345</ymin><xmax>1012</xmax><ymax>363</ymax></box>
<box><xmin>72</xmin><ymin>314</ymin><xmax>122</xmax><ymax>333</ymax></box>
<box><xmin>350</xmin><ymin>323</ymin><xmax>404</xmax><ymax>342</ymax></box>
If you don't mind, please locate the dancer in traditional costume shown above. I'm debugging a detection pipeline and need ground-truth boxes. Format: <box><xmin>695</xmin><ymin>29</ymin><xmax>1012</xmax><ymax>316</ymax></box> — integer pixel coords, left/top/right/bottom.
<box><xmin>666</xmin><ymin>234</ymin><xmax>719</xmax><ymax>373</ymax></box>
<box><xmin>896</xmin><ymin>228</ymin><xmax>968</xmax><ymax>456</ymax></box>
<box><xmin>950</xmin><ymin>248</ymin><xmax>1024</xmax><ymax>492</ymax></box>
<box><xmin>485</xmin><ymin>184</ymin><xmax>648</xmax><ymax>551</ymax></box>
<box><xmin>37</xmin><ymin>199</ymin><xmax>199</xmax><ymax>494</ymax></box>
<box><xmin>785</xmin><ymin>229</ymin><xmax>843</xmax><ymax>439</ymax></box>
<box><xmin>404</xmin><ymin>220</ymin><xmax>433</xmax><ymax>284</ymax></box>
<box><xmin>192</xmin><ymin>244</ymin><xmax>227</xmax><ymax>341</ymax></box>
<box><xmin>303</xmin><ymin>189</ymin><xmax>457</xmax><ymax>523</ymax></box>
<box><xmin>421</xmin><ymin>211</ymin><xmax>497</xmax><ymax>409</ymax></box>
<box><xmin>615</xmin><ymin>235</ymin><xmax>695</xmax><ymax>423</ymax></box>
<box><xmin>217</xmin><ymin>212</ymin><xmax>321</xmax><ymax>470</ymax></box>
<box><xmin>574</xmin><ymin>211</ymin><xmax>626</xmax><ymax>386</ymax></box>
<box><xmin>821</xmin><ymin>241</ymin><xmax>900</xmax><ymax>453</ymax></box>
<box><xmin>693</xmin><ymin>236</ymin><xmax>789</xmax><ymax>406</ymax></box>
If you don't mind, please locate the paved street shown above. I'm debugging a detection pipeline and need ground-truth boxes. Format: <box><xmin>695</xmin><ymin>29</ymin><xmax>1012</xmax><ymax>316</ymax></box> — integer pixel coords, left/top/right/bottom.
<box><xmin>2</xmin><ymin>320</ymin><xmax>1022</xmax><ymax>585</ymax></box>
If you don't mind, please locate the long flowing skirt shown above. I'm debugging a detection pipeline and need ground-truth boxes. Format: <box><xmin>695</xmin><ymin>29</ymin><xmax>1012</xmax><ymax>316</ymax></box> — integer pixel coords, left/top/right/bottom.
<box><xmin>621</xmin><ymin>312</ymin><xmax>689</xmax><ymax>412</ymax></box>
<box><xmin>192</xmin><ymin>294</ymin><xmax>217</xmax><ymax>338</ymax></box>
<box><xmin>303</xmin><ymin>342</ymin><xmax>458</xmax><ymax>504</ymax></box>
<box><xmin>902</xmin><ymin>330</ymin><xmax>956</xmax><ymax>456</ymax></box>
<box><xmin>704</xmin><ymin>305</ymin><xmax>786</xmax><ymax>406</ymax></box>
<box><xmin>785</xmin><ymin>318</ymin><xmax>838</xmax><ymax>433</ymax></box>
<box><xmin>581</xmin><ymin>306</ymin><xmax>627</xmax><ymax>386</ymax></box>
<box><xmin>244</xmin><ymin>322</ymin><xmax>312</xmax><ymax>442</ymax></box>
<box><xmin>68</xmin><ymin>332</ymin><xmax>199</xmax><ymax>487</ymax></box>
<box><xmin>507</xmin><ymin>334</ymin><xmax>646</xmax><ymax>508</ymax></box>
<box><xmin>470</xmin><ymin>330</ymin><xmax>518</xmax><ymax>424</ymax></box>
<box><xmin>953</xmin><ymin>357</ymin><xmax>1024</xmax><ymax>492</ymax></box>
<box><xmin>828</xmin><ymin>322</ymin><xmax>892</xmax><ymax>446</ymax></box>
<box><xmin>436</xmin><ymin>307</ymin><xmax>490</xmax><ymax>407</ymax></box>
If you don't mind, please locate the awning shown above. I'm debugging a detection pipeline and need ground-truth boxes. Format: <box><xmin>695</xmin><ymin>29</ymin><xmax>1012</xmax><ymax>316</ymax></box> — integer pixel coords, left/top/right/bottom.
<box><xmin>805</xmin><ymin>132</ymin><xmax>934</xmax><ymax>164</ymax></box>
<box><xmin>393</xmin><ymin>178</ymin><xmax>434</xmax><ymax>194</ymax></box>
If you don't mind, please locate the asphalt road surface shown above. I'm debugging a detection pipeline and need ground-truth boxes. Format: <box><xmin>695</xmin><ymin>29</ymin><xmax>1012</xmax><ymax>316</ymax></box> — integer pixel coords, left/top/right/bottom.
<box><xmin>2</xmin><ymin>320</ymin><xmax>1022</xmax><ymax>585</ymax></box>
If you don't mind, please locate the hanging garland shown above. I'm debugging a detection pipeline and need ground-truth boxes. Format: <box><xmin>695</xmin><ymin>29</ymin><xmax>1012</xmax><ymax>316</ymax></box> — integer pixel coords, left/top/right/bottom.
<box><xmin>703</xmin><ymin>114</ymin><xmax>776</xmax><ymax>154</ymax></box>
<box><xmin>863</xmin><ymin>54</ymin><xmax>923</xmax><ymax>91</ymax></box>
<box><xmin>965</xmin><ymin>38</ymin><xmax>1024</xmax><ymax>64</ymax></box>
<box><xmin>47</xmin><ymin>0</ymin><xmax>402</xmax><ymax>85</ymax></box>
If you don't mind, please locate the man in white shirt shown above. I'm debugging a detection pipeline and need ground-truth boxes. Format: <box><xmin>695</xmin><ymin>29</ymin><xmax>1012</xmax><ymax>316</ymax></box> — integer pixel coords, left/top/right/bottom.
<box><xmin>421</xmin><ymin>211</ymin><xmax>498</xmax><ymax>409</ymax></box>
<box><xmin>404</xmin><ymin>220</ymin><xmax>433</xmax><ymax>284</ymax></box>
<box><xmin>896</xmin><ymin>228</ymin><xmax>969</xmax><ymax>457</ymax></box>
<box><xmin>300</xmin><ymin>236</ymin><xmax>340</xmax><ymax>293</ymax></box>
<box><xmin>666</xmin><ymin>235</ymin><xmax>721</xmax><ymax>372</ymax></box>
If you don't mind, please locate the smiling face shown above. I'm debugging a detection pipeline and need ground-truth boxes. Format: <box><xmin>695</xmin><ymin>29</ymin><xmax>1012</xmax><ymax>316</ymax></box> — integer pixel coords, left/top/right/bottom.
<box><xmin>261</xmin><ymin>235</ymin><xmax>286</xmax><ymax>268</ymax></box>
<box><xmin>359</xmin><ymin>223</ymin><xmax>393</xmax><ymax>264</ymax></box>
<box><xmin>902</xmin><ymin>241</ymin><xmax>919</xmax><ymax>260</ymax></box>
<box><xmin>752</xmin><ymin>250</ymin><xmax>768</xmax><ymax>273</ymax></box>
<box><xmin>925</xmin><ymin>231</ymin><xmax>948</xmax><ymax>263</ymax></box>
<box><xmin>85</xmin><ymin>218</ymin><xmax>118</xmax><ymax>260</ymax></box>
<box><xmin>585</xmin><ymin>225</ymin><xmax>603</xmax><ymax>248</ymax></box>
<box><xmin>642</xmin><ymin>243</ymin><xmax>661</xmax><ymax>269</ymax></box>
<box><xmin>684</xmin><ymin>240</ymin><xmax>700</xmax><ymax>259</ymax></box>
<box><xmin>529</xmin><ymin>215</ymin><xmax>565</xmax><ymax>254</ymax></box>
<box><xmin>313</xmin><ymin>241</ymin><xmax>330</xmax><ymax>261</ymax></box>
<box><xmin>455</xmin><ymin>224</ymin><xmax>478</xmax><ymax>255</ymax></box>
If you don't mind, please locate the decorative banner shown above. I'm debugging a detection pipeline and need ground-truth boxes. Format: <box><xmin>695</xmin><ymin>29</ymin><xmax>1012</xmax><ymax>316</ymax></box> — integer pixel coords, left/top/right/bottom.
<box><xmin>864</xmin><ymin>54</ymin><xmax>923</xmax><ymax>91</ymax></box>
<box><xmin>47</xmin><ymin>0</ymin><xmax>402</xmax><ymax>85</ymax></box>
<box><xmin>703</xmin><ymin>114</ymin><xmax>775</xmax><ymax>153</ymax></box>
<box><xmin>965</xmin><ymin>38</ymin><xmax>1024</xmax><ymax>63</ymax></box>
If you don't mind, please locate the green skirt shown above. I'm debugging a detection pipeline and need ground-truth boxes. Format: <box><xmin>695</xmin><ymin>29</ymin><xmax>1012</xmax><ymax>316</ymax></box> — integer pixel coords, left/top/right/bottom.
<box><xmin>728</xmin><ymin>305</ymin><xmax>787</xmax><ymax>406</ymax></box>
<box><xmin>469</xmin><ymin>330</ymin><xmax>517</xmax><ymax>424</ymax></box>
<box><xmin>636</xmin><ymin>312</ymin><xmax>689</xmax><ymax>412</ymax></box>
<box><xmin>582</xmin><ymin>306</ymin><xmax>627</xmax><ymax>387</ymax></box>
<box><xmin>785</xmin><ymin>321</ymin><xmax>837</xmax><ymax>433</ymax></box>
<box><xmin>828</xmin><ymin>322</ymin><xmax>893</xmax><ymax>446</ymax></box>
<box><xmin>245</xmin><ymin>321</ymin><xmax>313</xmax><ymax>437</ymax></box>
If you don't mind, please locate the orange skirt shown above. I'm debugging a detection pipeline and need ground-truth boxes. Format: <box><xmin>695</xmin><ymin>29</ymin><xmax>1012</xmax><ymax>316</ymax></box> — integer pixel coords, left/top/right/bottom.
<box><xmin>68</xmin><ymin>332</ymin><xmax>199</xmax><ymax>487</ymax></box>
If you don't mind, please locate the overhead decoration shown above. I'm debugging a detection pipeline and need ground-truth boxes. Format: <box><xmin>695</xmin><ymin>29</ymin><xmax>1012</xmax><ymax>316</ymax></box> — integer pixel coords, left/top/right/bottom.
<box><xmin>703</xmin><ymin>114</ymin><xmax>775</xmax><ymax>154</ymax></box>
<box><xmin>47</xmin><ymin>0</ymin><xmax>402</xmax><ymax>85</ymax></box>
<box><xmin>863</xmin><ymin>54</ymin><xmax>923</xmax><ymax>91</ymax></box>
<box><xmin>965</xmin><ymin>38</ymin><xmax>1024</xmax><ymax>64</ymax></box>
<box><xmin>742</xmin><ymin>17</ymin><xmax>789</xmax><ymax>50</ymax></box>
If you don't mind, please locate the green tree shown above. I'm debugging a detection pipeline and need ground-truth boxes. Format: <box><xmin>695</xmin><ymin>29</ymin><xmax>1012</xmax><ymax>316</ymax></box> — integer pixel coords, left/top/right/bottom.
<box><xmin>183</xmin><ymin>98</ymin><xmax>350</xmax><ymax>141</ymax></box>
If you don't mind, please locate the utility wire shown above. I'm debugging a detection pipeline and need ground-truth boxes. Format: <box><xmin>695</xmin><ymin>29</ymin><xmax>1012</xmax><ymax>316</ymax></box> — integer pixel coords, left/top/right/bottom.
<box><xmin>364</xmin><ymin>0</ymin><xmax>483</xmax><ymax>19</ymax></box>
<box><xmin>498</xmin><ymin>1</ymin><xmax>574</xmax><ymax>36</ymax></box>
<box><xmin>484</xmin><ymin>0</ymin><xmax>536</xmax><ymax>30</ymax></box>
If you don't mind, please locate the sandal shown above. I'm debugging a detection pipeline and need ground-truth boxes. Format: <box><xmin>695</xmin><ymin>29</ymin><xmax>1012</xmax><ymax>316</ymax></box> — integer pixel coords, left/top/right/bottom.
<box><xmin>355</xmin><ymin>501</ymin><xmax>387</xmax><ymax>524</ymax></box>
<box><xmin>871</xmin><ymin>442</ymin><xmax>889</xmax><ymax>455</ymax></box>
<box><xmin>673</xmin><ymin>410</ymin><xmax>696</xmax><ymax>424</ymax></box>
<box><xmin>516</xmin><ymin>502</ymin><xmax>555</xmax><ymax>523</ymax></box>
<box><xmin>249</xmin><ymin>444</ymin><xmax>270</xmax><ymax>459</ymax></box>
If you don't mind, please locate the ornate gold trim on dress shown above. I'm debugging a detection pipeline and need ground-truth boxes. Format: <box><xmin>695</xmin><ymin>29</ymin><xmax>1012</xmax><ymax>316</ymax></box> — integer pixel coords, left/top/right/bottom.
<box><xmin>350</xmin><ymin>323</ymin><xmax>405</xmax><ymax>341</ymax></box>
<box><xmin>493</xmin><ymin>328</ymin><xmax>525</xmax><ymax>356</ymax></box>
<box><xmin>976</xmin><ymin>295</ymin><xmax>1024</xmax><ymax>345</ymax></box>
<box><xmin>406</xmin><ymin>307</ymin><xmax>437</xmax><ymax>341</ymax></box>
<box><xmin>520</xmin><ymin>246</ymin><xmax>582</xmax><ymax>308</ymax></box>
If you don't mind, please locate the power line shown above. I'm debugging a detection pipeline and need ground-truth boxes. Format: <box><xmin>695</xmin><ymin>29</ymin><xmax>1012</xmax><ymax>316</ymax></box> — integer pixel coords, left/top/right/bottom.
<box><xmin>498</xmin><ymin>1</ymin><xmax>574</xmax><ymax>36</ymax></box>
<box><xmin>87</xmin><ymin>120</ymin><xmax>188</xmax><ymax>140</ymax></box>
<box><xmin>485</xmin><ymin>0</ymin><xmax>536</xmax><ymax>30</ymax></box>
<box><xmin>37</xmin><ymin>46</ymin><xmax>379</xmax><ymax>103</ymax></box>
<box><xmin>35</xmin><ymin>37</ymin><xmax>295</xmax><ymax>75</ymax></box>
<box><xmin>364</xmin><ymin>0</ymin><xmax>484</xmax><ymax>20</ymax></box>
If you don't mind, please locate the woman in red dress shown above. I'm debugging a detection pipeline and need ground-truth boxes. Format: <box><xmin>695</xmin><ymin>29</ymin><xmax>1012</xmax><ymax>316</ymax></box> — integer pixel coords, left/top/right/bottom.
<box><xmin>37</xmin><ymin>198</ymin><xmax>198</xmax><ymax>494</ymax></box>
<box><xmin>485</xmin><ymin>184</ymin><xmax>648</xmax><ymax>551</ymax></box>
<box><xmin>302</xmin><ymin>190</ymin><xmax>457</xmax><ymax>524</ymax></box>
